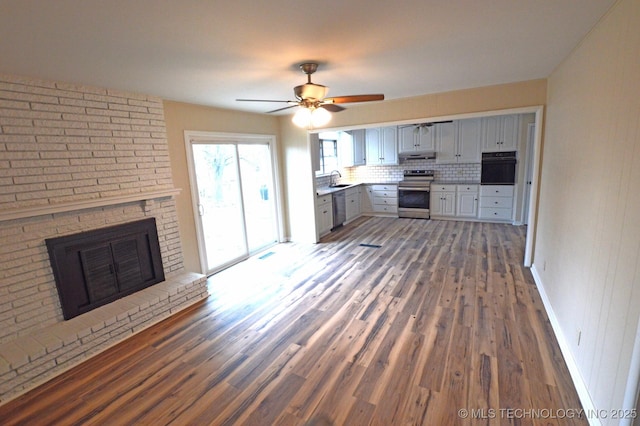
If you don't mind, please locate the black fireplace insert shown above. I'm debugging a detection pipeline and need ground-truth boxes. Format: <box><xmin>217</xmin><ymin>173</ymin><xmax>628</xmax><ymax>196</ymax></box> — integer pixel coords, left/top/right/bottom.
<box><xmin>46</xmin><ymin>218</ymin><xmax>165</xmax><ymax>320</ymax></box>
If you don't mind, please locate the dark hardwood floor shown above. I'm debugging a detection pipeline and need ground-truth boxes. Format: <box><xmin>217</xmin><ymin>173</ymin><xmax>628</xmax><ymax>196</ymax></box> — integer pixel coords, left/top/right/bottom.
<box><xmin>0</xmin><ymin>217</ymin><xmax>586</xmax><ymax>425</ymax></box>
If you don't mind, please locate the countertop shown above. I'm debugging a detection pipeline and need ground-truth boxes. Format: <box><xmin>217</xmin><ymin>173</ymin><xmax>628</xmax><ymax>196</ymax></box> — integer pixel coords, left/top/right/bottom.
<box><xmin>432</xmin><ymin>181</ymin><xmax>480</xmax><ymax>186</ymax></box>
<box><xmin>316</xmin><ymin>182</ymin><xmax>361</xmax><ymax>196</ymax></box>
<box><xmin>316</xmin><ymin>181</ymin><xmax>400</xmax><ymax>196</ymax></box>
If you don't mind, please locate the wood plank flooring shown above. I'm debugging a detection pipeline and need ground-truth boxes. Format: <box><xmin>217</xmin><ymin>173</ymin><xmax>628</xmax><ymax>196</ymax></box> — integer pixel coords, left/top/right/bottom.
<box><xmin>0</xmin><ymin>217</ymin><xmax>587</xmax><ymax>425</ymax></box>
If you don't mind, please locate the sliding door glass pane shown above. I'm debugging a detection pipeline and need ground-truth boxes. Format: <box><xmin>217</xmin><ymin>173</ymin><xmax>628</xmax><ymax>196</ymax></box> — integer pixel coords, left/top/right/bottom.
<box><xmin>238</xmin><ymin>144</ymin><xmax>278</xmax><ymax>253</ymax></box>
<box><xmin>192</xmin><ymin>144</ymin><xmax>247</xmax><ymax>271</ymax></box>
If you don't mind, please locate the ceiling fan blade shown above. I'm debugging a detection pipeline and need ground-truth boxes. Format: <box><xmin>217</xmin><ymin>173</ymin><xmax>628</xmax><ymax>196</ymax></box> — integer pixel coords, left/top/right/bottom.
<box><xmin>266</xmin><ymin>104</ymin><xmax>299</xmax><ymax>113</ymax></box>
<box><xmin>325</xmin><ymin>94</ymin><xmax>385</xmax><ymax>104</ymax></box>
<box><xmin>320</xmin><ymin>104</ymin><xmax>346</xmax><ymax>113</ymax></box>
<box><xmin>236</xmin><ymin>98</ymin><xmax>291</xmax><ymax>103</ymax></box>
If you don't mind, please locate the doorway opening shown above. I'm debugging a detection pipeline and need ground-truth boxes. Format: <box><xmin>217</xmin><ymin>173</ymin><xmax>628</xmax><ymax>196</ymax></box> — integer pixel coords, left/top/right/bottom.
<box><xmin>185</xmin><ymin>132</ymin><xmax>282</xmax><ymax>275</ymax></box>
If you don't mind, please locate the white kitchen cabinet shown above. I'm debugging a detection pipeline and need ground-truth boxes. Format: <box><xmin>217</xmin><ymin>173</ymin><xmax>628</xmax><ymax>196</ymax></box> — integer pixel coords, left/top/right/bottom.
<box><xmin>457</xmin><ymin>119</ymin><xmax>482</xmax><ymax>162</ymax></box>
<box><xmin>436</xmin><ymin>120</ymin><xmax>481</xmax><ymax>164</ymax></box>
<box><xmin>341</xmin><ymin>129</ymin><xmax>366</xmax><ymax>166</ymax></box>
<box><xmin>478</xmin><ymin>185</ymin><xmax>514</xmax><ymax>221</ymax></box>
<box><xmin>456</xmin><ymin>184</ymin><xmax>479</xmax><ymax>218</ymax></box>
<box><xmin>434</xmin><ymin>122</ymin><xmax>457</xmax><ymax>163</ymax></box>
<box><xmin>345</xmin><ymin>186</ymin><xmax>362</xmax><ymax>222</ymax></box>
<box><xmin>361</xmin><ymin>185</ymin><xmax>373</xmax><ymax>213</ymax></box>
<box><xmin>431</xmin><ymin>184</ymin><xmax>456</xmax><ymax>217</ymax></box>
<box><xmin>481</xmin><ymin>114</ymin><xmax>520</xmax><ymax>152</ymax></box>
<box><xmin>362</xmin><ymin>184</ymin><xmax>397</xmax><ymax>215</ymax></box>
<box><xmin>316</xmin><ymin>194</ymin><xmax>333</xmax><ymax>237</ymax></box>
<box><xmin>398</xmin><ymin>124</ymin><xmax>435</xmax><ymax>153</ymax></box>
<box><xmin>365</xmin><ymin>127</ymin><xmax>398</xmax><ymax>165</ymax></box>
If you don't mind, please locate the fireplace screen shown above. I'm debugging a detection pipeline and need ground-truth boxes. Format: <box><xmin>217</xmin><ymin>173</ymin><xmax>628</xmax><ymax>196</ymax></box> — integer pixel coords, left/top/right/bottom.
<box><xmin>46</xmin><ymin>218</ymin><xmax>165</xmax><ymax>320</ymax></box>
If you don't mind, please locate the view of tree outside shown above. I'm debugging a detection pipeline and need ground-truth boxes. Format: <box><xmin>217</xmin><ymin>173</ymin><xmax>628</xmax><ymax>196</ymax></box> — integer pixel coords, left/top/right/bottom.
<box><xmin>192</xmin><ymin>143</ymin><xmax>278</xmax><ymax>273</ymax></box>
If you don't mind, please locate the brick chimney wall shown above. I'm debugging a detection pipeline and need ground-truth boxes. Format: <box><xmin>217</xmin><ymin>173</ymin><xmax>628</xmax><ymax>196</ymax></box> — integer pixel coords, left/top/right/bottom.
<box><xmin>0</xmin><ymin>74</ymin><xmax>185</xmax><ymax>344</ymax></box>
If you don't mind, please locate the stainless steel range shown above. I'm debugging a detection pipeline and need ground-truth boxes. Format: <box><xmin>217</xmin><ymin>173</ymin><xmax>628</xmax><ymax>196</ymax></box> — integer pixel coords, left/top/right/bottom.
<box><xmin>398</xmin><ymin>169</ymin><xmax>434</xmax><ymax>219</ymax></box>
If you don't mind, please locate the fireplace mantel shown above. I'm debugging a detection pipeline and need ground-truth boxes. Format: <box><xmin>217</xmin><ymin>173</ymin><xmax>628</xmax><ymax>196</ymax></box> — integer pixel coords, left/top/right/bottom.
<box><xmin>0</xmin><ymin>188</ymin><xmax>181</xmax><ymax>222</ymax></box>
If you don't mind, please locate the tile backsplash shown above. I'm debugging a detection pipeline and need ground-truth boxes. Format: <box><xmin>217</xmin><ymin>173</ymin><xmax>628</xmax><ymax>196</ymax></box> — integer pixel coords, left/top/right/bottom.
<box><xmin>317</xmin><ymin>160</ymin><xmax>481</xmax><ymax>187</ymax></box>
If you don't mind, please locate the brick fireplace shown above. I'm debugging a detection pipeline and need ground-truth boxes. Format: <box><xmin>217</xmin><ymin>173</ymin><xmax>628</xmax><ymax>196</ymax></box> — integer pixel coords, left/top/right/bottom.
<box><xmin>0</xmin><ymin>74</ymin><xmax>208</xmax><ymax>403</ymax></box>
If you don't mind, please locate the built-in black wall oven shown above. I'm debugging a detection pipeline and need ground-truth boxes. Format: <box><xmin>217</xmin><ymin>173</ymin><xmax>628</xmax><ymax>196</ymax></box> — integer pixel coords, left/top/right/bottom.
<box><xmin>481</xmin><ymin>151</ymin><xmax>517</xmax><ymax>185</ymax></box>
<box><xmin>398</xmin><ymin>170</ymin><xmax>434</xmax><ymax>219</ymax></box>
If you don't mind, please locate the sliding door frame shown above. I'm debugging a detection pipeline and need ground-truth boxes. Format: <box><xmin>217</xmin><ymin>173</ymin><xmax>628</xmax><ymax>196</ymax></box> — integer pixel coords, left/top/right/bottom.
<box><xmin>184</xmin><ymin>130</ymin><xmax>284</xmax><ymax>274</ymax></box>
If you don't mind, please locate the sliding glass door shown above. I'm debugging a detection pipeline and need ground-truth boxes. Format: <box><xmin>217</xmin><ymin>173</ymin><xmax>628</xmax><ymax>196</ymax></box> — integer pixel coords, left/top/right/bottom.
<box><xmin>187</xmin><ymin>134</ymin><xmax>279</xmax><ymax>274</ymax></box>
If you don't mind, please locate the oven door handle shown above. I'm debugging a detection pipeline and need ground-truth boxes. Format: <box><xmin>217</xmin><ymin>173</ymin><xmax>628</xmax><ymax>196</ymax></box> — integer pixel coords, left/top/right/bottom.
<box><xmin>481</xmin><ymin>159</ymin><xmax>516</xmax><ymax>164</ymax></box>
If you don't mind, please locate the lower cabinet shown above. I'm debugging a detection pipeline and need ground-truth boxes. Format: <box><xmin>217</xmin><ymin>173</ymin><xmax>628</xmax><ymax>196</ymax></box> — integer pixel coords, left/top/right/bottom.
<box><xmin>478</xmin><ymin>185</ymin><xmax>514</xmax><ymax>221</ymax></box>
<box><xmin>431</xmin><ymin>184</ymin><xmax>479</xmax><ymax>219</ymax></box>
<box><xmin>316</xmin><ymin>194</ymin><xmax>333</xmax><ymax>237</ymax></box>
<box><xmin>456</xmin><ymin>185</ymin><xmax>479</xmax><ymax>218</ymax></box>
<box><xmin>431</xmin><ymin>184</ymin><xmax>456</xmax><ymax>217</ymax></box>
<box><xmin>362</xmin><ymin>184</ymin><xmax>398</xmax><ymax>215</ymax></box>
<box><xmin>345</xmin><ymin>186</ymin><xmax>361</xmax><ymax>222</ymax></box>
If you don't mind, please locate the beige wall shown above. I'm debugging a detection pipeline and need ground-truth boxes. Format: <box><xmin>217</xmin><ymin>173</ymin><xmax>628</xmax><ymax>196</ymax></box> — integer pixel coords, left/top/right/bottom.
<box><xmin>533</xmin><ymin>0</ymin><xmax>640</xmax><ymax>420</ymax></box>
<box><xmin>277</xmin><ymin>117</ymin><xmax>317</xmax><ymax>244</ymax></box>
<box><xmin>163</xmin><ymin>101</ymin><xmax>280</xmax><ymax>273</ymax></box>
<box><xmin>317</xmin><ymin>79</ymin><xmax>546</xmax><ymax>129</ymax></box>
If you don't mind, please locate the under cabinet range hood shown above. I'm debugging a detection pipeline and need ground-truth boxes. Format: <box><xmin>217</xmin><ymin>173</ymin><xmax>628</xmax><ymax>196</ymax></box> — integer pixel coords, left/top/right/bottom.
<box><xmin>399</xmin><ymin>151</ymin><xmax>436</xmax><ymax>161</ymax></box>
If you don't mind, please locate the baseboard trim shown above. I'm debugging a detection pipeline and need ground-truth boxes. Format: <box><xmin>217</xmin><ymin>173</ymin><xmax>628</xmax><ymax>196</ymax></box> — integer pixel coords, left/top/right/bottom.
<box><xmin>530</xmin><ymin>264</ymin><xmax>601</xmax><ymax>426</ymax></box>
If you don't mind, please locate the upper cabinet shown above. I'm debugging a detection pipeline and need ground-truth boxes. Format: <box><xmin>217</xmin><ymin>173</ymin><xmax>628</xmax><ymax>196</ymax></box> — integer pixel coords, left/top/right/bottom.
<box><xmin>351</xmin><ymin>129</ymin><xmax>366</xmax><ymax>166</ymax></box>
<box><xmin>481</xmin><ymin>114</ymin><xmax>520</xmax><ymax>152</ymax></box>
<box><xmin>398</xmin><ymin>125</ymin><xmax>435</xmax><ymax>154</ymax></box>
<box><xmin>340</xmin><ymin>129</ymin><xmax>366</xmax><ymax>167</ymax></box>
<box><xmin>366</xmin><ymin>127</ymin><xmax>398</xmax><ymax>165</ymax></box>
<box><xmin>315</xmin><ymin>113</ymin><xmax>522</xmax><ymax>171</ymax></box>
<box><xmin>457</xmin><ymin>118</ymin><xmax>483</xmax><ymax>162</ymax></box>
<box><xmin>436</xmin><ymin>120</ymin><xmax>481</xmax><ymax>164</ymax></box>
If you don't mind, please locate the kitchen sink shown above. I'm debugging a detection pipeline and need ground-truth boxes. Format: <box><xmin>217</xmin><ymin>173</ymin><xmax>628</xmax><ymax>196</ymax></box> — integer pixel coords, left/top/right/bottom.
<box><xmin>330</xmin><ymin>184</ymin><xmax>353</xmax><ymax>188</ymax></box>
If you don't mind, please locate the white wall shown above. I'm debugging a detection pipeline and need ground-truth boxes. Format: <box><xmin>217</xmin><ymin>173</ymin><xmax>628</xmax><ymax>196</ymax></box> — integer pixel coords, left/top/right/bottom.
<box><xmin>532</xmin><ymin>0</ymin><xmax>640</xmax><ymax>423</ymax></box>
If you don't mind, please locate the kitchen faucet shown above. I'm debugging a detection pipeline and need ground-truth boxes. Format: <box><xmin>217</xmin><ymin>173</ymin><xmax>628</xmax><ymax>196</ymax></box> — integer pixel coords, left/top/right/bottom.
<box><xmin>330</xmin><ymin>170</ymin><xmax>341</xmax><ymax>187</ymax></box>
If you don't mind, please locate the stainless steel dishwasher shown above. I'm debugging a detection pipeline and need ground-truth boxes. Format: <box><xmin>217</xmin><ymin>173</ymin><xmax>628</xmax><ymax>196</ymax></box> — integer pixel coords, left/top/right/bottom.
<box><xmin>332</xmin><ymin>191</ymin><xmax>346</xmax><ymax>230</ymax></box>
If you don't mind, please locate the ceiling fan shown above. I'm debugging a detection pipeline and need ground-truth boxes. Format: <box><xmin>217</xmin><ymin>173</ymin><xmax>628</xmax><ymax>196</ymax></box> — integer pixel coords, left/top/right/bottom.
<box><xmin>236</xmin><ymin>63</ymin><xmax>384</xmax><ymax>125</ymax></box>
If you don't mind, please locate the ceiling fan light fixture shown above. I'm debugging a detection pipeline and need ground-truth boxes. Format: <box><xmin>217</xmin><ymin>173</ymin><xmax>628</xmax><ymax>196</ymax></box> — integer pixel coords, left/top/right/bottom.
<box><xmin>294</xmin><ymin>83</ymin><xmax>328</xmax><ymax>101</ymax></box>
<box><xmin>292</xmin><ymin>106</ymin><xmax>331</xmax><ymax>128</ymax></box>
<box><xmin>237</xmin><ymin>62</ymin><xmax>384</xmax><ymax>118</ymax></box>
<box><xmin>311</xmin><ymin>106</ymin><xmax>331</xmax><ymax>127</ymax></box>
<box><xmin>292</xmin><ymin>107</ymin><xmax>311</xmax><ymax>127</ymax></box>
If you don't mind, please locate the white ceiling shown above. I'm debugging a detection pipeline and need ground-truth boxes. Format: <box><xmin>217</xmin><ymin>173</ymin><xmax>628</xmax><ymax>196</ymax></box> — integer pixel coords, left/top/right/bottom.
<box><xmin>0</xmin><ymin>0</ymin><xmax>615</xmax><ymax>114</ymax></box>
